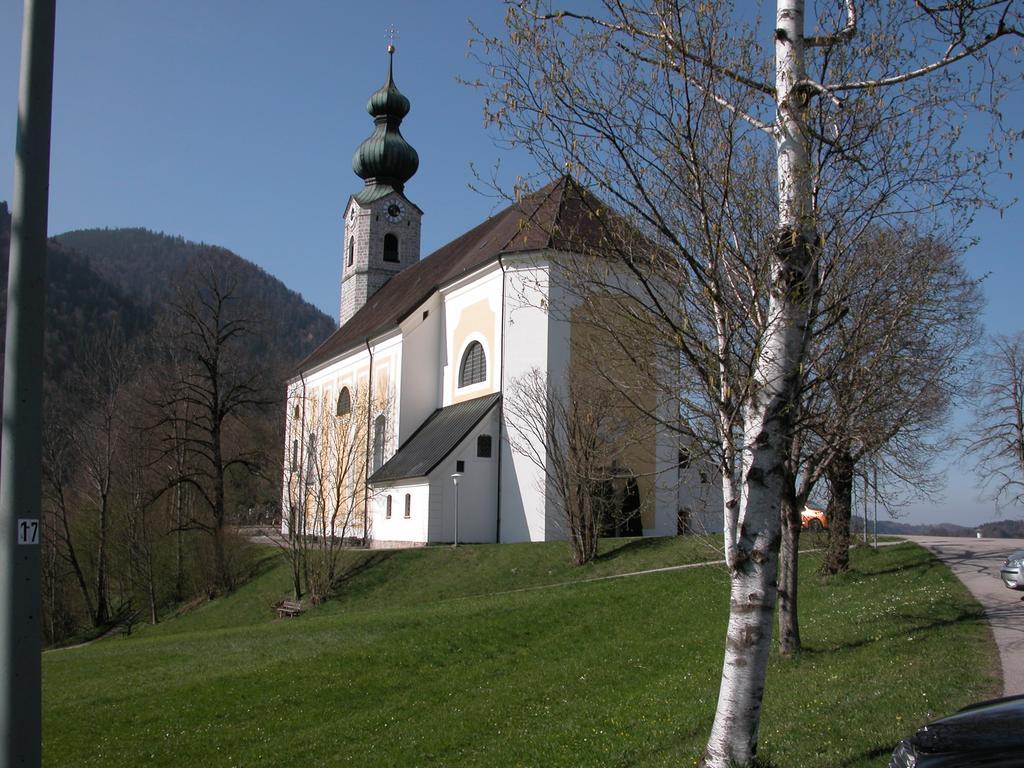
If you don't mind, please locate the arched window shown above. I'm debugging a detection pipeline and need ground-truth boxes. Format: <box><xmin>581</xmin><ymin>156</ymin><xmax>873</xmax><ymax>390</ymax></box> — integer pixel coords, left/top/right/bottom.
<box><xmin>383</xmin><ymin>233</ymin><xmax>399</xmax><ymax>263</ymax></box>
<box><xmin>404</xmin><ymin>493</ymin><xmax>411</xmax><ymax>518</ymax></box>
<box><xmin>373</xmin><ymin>414</ymin><xmax>386</xmax><ymax>470</ymax></box>
<box><xmin>292</xmin><ymin>404</ymin><xmax>300</xmax><ymax>420</ymax></box>
<box><xmin>385</xmin><ymin>495</ymin><xmax>392</xmax><ymax>519</ymax></box>
<box><xmin>347</xmin><ymin>236</ymin><xmax>354</xmax><ymax>267</ymax></box>
<box><xmin>291</xmin><ymin>439</ymin><xmax>299</xmax><ymax>471</ymax></box>
<box><xmin>336</xmin><ymin>387</ymin><xmax>351</xmax><ymax>417</ymax></box>
<box><xmin>459</xmin><ymin>341</ymin><xmax>486</xmax><ymax>387</ymax></box>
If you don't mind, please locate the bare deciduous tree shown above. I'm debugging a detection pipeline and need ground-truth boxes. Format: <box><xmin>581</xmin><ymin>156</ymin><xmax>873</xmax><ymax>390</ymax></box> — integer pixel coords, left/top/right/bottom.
<box><xmin>282</xmin><ymin>379</ymin><xmax>375</xmax><ymax>602</ymax></box>
<box><xmin>775</xmin><ymin>227</ymin><xmax>982</xmax><ymax>653</ymax></box>
<box><xmin>69</xmin><ymin>325</ymin><xmax>135</xmax><ymax>626</ymax></box>
<box><xmin>476</xmin><ymin>2</ymin><xmax>1019</xmax><ymax>764</ymax></box>
<box><xmin>506</xmin><ymin>366</ymin><xmax>648</xmax><ymax>565</ymax></box>
<box><xmin>155</xmin><ymin>262</ymin><xmax>271</xmax><ymax>594</ymax></box>
<box><xmin>966</xmin><ymin>333</ymin><xmax>1024</xmax><ymax>508</ymax></box>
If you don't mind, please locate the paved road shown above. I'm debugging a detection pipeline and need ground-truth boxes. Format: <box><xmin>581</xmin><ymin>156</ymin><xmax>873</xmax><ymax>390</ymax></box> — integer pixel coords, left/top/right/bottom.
<box><xmin>905</xmin><ymin>535</ymin><xmax>1024</xmax><ymax>696</ymax></box>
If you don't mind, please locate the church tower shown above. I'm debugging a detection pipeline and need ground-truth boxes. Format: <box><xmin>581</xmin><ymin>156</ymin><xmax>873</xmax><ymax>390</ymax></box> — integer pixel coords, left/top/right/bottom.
<box><xmin>339</xmin><ymin>44</ymin><xmax>422</xmax><ymax>327</ymax></box>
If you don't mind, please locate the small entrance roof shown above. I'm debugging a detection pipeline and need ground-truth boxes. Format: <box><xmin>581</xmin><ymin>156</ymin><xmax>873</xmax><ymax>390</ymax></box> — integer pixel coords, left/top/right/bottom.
<box><xmin>368</xmin><ymin>393</ymin><xmax>500</xmax><ymax>484</ymax></box>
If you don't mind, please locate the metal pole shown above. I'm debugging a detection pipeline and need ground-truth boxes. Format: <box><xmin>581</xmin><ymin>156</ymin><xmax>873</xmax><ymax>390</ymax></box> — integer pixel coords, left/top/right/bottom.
<box><xmin>2</xmin><ymin>2</ymin><xmax>55</xmax><ymax>766</ymax></box>
<box><xmin>872</xmin><ymin>462</ymin><xmax>878</xmax><ymax>549</ymax></box>
<box><xmin>453</xmin><ymin>478</ymin><xmax>459</xmax><ymax>547</ymax></box>
<box><xmin>862</xmin><ymin>471</ymin><xmax>868</xmax><ymax>545</ymax></box>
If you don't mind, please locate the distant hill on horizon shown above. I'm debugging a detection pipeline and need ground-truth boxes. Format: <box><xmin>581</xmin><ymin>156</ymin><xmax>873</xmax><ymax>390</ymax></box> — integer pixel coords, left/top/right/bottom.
<box><xmin>870</xmin><ymin>517</ymin><xmax>1024</xmax><ymax>539</ymax></box>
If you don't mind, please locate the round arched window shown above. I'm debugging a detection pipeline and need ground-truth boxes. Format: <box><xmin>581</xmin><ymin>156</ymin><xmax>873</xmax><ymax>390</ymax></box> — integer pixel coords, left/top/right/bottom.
<box><xmin>336</xmin><ymin>387</ymin><xmax>351</xmax><ymax>417</ymax></box>
<box><xmin>459</xmin><ymin>341</ymin><xmax>486</xmax><ymax>387</ymax></box>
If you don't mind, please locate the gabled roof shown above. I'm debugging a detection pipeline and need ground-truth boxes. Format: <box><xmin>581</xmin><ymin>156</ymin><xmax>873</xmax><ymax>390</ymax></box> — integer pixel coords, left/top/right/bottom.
<box><xmin>298</xmin><ymin>176</ymin><xmax>614</xmax><ymax>373</ymax></box>
<box><xmin>368</xmin><ymin>393</ymin><xmax>500</xmax><ymax>484</ymax></box>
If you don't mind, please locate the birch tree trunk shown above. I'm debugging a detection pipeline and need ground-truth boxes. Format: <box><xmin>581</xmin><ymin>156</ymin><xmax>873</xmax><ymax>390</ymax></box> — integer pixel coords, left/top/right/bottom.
<box><xmin>702</xmin><ymin>2</ymin><xmax>816</xmax><ymax>764</ymax></box>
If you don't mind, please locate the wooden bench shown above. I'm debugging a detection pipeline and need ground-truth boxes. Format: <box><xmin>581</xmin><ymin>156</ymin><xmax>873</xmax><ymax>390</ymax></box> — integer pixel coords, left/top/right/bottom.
<box><xmin>276</xmin><ymin>599</ymin><xmax>303</xmax><ymax>618</ymax></box>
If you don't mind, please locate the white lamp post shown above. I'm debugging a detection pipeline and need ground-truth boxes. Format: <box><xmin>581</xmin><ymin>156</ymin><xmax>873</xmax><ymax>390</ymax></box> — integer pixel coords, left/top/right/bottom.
<box><xmin>451</xmin><ymin>471</ymin><xmax>463</xmax><ymax>547</ymax></box>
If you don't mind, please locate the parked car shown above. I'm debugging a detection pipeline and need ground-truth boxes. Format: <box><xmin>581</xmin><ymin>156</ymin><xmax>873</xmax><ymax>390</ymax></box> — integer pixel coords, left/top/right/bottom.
<box><xmin>800</xmin><ymin>506</ymin><xmax>829</xmax><ymax>531</ymax></box>
<box><xmin>1001</xmin><ymin>549</ymin><xmax>1024</xmax><ymax>590</ymax></box>
<box><xmin>889</xmin><ymin>694</ymin><xmax>1024</xmax><ymax>767</ymax></box>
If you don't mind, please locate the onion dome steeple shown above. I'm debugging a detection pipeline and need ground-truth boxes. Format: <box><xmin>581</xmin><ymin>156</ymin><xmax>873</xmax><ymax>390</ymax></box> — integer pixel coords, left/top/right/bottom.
<box><xmin>352</xmin><ymin>45</ymin><xmax>419</xmax><ymax>204</ymax></box>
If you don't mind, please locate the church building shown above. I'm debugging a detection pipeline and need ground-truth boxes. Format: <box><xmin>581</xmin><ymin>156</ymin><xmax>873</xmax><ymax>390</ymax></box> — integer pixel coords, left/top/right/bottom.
<box><xmin>282</xmin><ymin>48</ymin><xmax>715</xmax><ymax>548</ymax></box>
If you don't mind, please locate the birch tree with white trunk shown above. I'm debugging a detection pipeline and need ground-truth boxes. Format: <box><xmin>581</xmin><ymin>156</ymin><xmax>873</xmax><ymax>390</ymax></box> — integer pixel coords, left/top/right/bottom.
<box><xmin>476</xmin><ymin>1</ymin><xmax>1020</xmax><ymax>765</ymax></box>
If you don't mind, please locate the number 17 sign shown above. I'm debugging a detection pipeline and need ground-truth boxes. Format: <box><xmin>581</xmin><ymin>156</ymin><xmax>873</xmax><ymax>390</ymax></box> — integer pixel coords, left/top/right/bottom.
<box><xmin>17</xmin><ymin>518</ymin><xmax>39</xmax><ymax>545</ymax></box>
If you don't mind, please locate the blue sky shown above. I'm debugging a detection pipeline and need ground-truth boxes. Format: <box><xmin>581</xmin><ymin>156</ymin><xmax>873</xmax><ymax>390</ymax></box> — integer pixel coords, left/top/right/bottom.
<box><xmin>2</xmin><ymin>2</ymin><xmax>1022</xmax><ymax>527</ymax></box>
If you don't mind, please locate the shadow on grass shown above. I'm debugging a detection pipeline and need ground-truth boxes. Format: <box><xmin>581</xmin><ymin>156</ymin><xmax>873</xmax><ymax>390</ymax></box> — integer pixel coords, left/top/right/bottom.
<box><xmin>835</xmin><ymin>742</ymin><xmax>897</xmax><ymax>767</ymax></box>
<box><xmin>332</xmin><ymin>550</ymin><xmax>397</xmax><ymax>590</ymax></box>
<box><xmin>825</xmin><ymin>558</ymin><xmax>939</xmax><ymax>583</ymax></box>
<box><xmin>798</xmin><ymin>604</ymin><xmax>985</xmax><ymax>657</ymax></box>
<box><xmin>244</xmin><ymin>548</ymin><xmax>285</xmax><ymax>580</ymax></box>
<box><xmin>595</xmin><ymin>536</ymin><xmax>671</xmax><ymax>563</ymax></box>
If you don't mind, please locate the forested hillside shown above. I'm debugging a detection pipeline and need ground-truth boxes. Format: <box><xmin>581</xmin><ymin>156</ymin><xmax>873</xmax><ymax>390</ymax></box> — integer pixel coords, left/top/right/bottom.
<box><xmin>54</xmin><ymin>226</ymin><xmax>334</xmax><ymax>379</ymax></box>
<box><xmin>1</xmin><ymin>202</ymin><xmax>336</xmax><ymax>644</ymax></box>
<box><xmin>0</xmin><ymin>203</ymin><xmax>150</xmax><ymax>383</ymax></box>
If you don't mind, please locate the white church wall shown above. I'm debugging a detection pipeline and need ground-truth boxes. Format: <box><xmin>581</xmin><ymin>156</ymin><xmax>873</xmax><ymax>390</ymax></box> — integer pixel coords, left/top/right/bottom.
<box><xmin>369</xmin><ymin>332</ymin><xmax>403</xmax><ymax>474</ymax></box>
<box><xmin>280</xmin><ymin>331</ymin><xmax>404</xmax><ymax>540</ymax></box>
<box><xmin>426</xmin><ymin>405</ymin><xmax>501</xmax><ymax>543</ymax></box>
<box><xmin>650</xmin><ymin>418</ymin><xmax>680</xmax><ymax>537</ymax></box>
<box><xmin>398</xmin><ymin>292</ymin><xmax>442</xmax><ymax>444</ymax></box>
<box><xmin>499</xmin><ymin>258</ymin><xmax>553</xmax><ymax>542</ymax></box>
<box><xmin>441</xmin><ymin>264</ymin><xmax>503</xmax><ymax>407</ymax></box>
<box><xmin>281</xmin><ymin>358</ymin><xmax>372</xmax><ymax>538</ymax></box>
<box><xmin>542</xmin><ymin>259</ymin><xmax>575</xmax><ymax>541</ymax></box>
<box><xmin>547</xmin><ymin>255</ymin><xmax>681</xmax><ymax>540</ymax></box>
<box><xmin>679</xmin><ymin>457</ymin><xmax>722</xmax><ymax>534</ymax></box>
<box><xmin>370</xmin><ymin>481</ymin><xmax>431</xmax><ymax>547</ymax></box>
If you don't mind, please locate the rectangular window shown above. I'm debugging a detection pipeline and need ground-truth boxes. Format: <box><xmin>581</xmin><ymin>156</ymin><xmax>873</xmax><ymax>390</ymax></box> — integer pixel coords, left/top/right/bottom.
<box><xmin>477</xmin><ymin>435</ymin><xmax>492</xmax><ymax>458</ymax></box>
<box><xmin>456</xmin><ymin>460</ymin><xmax>465</xmax><ymax>473</ymax></box>
<box><xmin>386</xmin><ymin>495</ymin><xmax>392</xmax><ymax>519</ymax></box>
<box><xmin>678</xmin><ymin>447</ymin><xmax>691</xmax><ymax>469</ymax></box>
<box><xmin>404</xmin><ymin>493</ymin><xmax>411</xmax><ymax>518</ymax></box>
<box><xmin>304</xmin><ymin>433</ymin><xmax>317</xmax><ymax>485</ymax></box>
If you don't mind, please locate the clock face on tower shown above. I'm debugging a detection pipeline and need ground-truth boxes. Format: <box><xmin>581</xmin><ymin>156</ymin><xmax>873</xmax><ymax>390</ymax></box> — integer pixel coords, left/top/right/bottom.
<box><xmin>385</xmin><ymin>201</ymin><xmax>405</xmax><ymax>223</ymax></box>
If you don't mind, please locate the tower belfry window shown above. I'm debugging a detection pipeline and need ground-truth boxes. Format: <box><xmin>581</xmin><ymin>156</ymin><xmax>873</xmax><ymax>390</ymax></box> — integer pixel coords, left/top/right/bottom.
<box><xmin>347</xmin><ymin>236</ymin><xmax>354</xmax><ymax>267</ymax></box>
<box><xmin>383</xmin><ymin>233</ymin><xmax>399</xmax><ymax>263</ymax></box>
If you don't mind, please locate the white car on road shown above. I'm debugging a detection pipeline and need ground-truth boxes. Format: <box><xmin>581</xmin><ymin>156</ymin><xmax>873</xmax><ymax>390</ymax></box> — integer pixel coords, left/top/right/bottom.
<box><xmin>1001</xmin><ymin>549</ymin><xmax>1024</xmax><ymax>590</ymax></box>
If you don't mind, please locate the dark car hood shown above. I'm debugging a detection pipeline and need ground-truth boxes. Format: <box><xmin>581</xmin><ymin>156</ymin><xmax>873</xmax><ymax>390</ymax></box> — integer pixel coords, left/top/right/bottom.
<box><xmin>913</xmin><ymin>695</ymin><xmax>1024</xmax><ymax>754</ymax></box>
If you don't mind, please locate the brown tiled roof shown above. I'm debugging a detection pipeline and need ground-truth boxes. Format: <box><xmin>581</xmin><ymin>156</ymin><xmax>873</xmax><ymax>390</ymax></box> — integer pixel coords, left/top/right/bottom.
<box><xmin>297</xmin><ymin>176</ymin><xmax>616</xmax><ymax>373</ymax></box>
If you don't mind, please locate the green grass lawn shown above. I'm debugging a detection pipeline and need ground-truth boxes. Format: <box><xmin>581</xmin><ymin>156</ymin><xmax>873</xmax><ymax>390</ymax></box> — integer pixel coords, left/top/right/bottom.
<box><xmin>43</xmin><ymin>538</ymin><xmax>998</xmax><ymax>767</ymax></box>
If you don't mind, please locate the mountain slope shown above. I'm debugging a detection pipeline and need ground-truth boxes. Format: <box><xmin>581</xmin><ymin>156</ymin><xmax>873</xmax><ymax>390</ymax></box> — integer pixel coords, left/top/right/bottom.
<box><xmin>53</xmin><ymin>226</ymin><xmax>335</xmax><ymax>372</ymax></box>
<box><xmin>0</xmin><ymin>203</ymin><xmax>150</xmax><ymax>383</ymax></box>
<box><xmin>1</xmin><ymin>208</ymin><xmax>336</xmax><ymax>385</ymax></box>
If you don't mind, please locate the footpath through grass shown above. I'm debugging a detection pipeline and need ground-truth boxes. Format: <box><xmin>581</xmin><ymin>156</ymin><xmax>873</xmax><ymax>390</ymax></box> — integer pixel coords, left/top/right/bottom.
<box><xmin>43</xmin><ymin>538</ymin><xmax>998</xmax><ymax>767</ymax></box>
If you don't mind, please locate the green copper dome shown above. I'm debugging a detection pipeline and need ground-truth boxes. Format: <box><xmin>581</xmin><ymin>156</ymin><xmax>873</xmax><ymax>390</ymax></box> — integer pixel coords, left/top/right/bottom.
<box><xmin>352</xmin><ymin>47</ymin><xmax>418</xmax><ymax>201</ymax></box>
